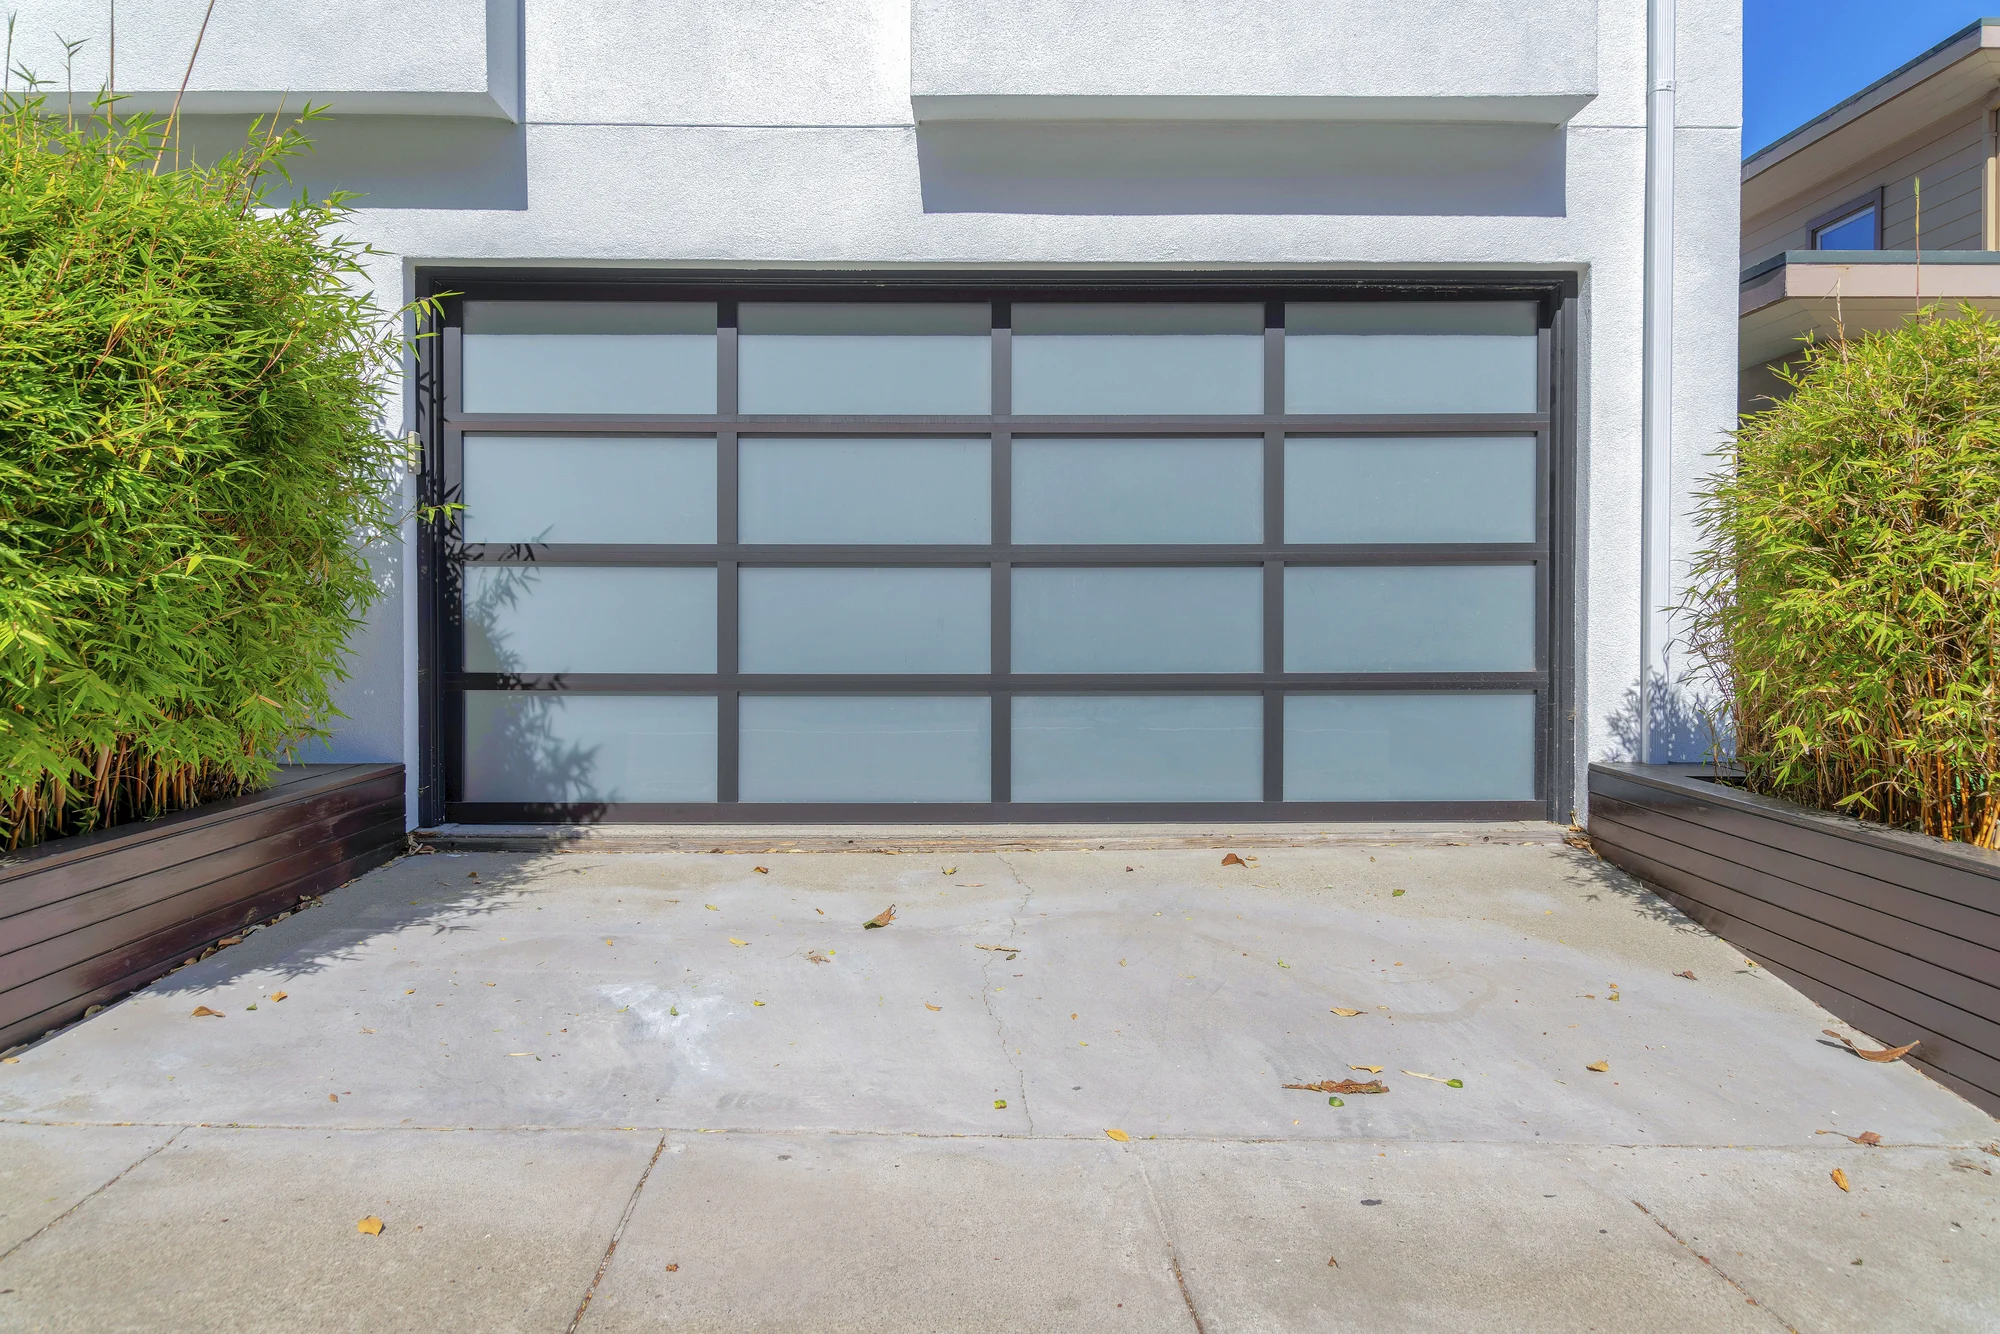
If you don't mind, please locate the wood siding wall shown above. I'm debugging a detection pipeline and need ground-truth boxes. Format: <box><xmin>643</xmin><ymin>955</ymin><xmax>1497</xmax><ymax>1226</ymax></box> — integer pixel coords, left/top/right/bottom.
<box><xmin>1587</xmin><ymin>763</ymin><xmax>2000</xmax><ymax>1116</ymax></box>
<box><xmin>1743</xmin><ymin>106</ymin><xmax>1988</xmax><ymax>267</ymax></box>
<box><xmin>0</xmin><ymin>765</ymin><xmax>405</xmax><ymax>1052</ymax></box>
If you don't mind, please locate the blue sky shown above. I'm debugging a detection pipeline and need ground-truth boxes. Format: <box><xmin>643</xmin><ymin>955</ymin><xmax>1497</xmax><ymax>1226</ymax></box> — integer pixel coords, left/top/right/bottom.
<box><xmin>1744</xmin><ymin>3</ymin><xmax>1987</xmax><ymax>155</ymax></box>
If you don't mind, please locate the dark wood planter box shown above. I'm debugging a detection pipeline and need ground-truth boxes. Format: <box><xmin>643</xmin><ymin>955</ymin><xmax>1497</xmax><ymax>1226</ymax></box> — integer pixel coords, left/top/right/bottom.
<box><xmin>1588</xmin><ymin>762</ymin><xmax>2000</xmax><ymax>1115</ymax></box>
<box><xmin>0</xmin><ymin>764</ymin><xmax>405</xmax><ymax>1052</ymax></box>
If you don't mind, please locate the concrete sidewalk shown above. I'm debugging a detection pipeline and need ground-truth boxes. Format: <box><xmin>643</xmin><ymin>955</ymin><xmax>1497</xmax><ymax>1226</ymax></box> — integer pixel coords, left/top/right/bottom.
<box><xmin>1</xmin><ymin>839</ymin><xmax>1993</xmax><ymax>1331</ymax></box>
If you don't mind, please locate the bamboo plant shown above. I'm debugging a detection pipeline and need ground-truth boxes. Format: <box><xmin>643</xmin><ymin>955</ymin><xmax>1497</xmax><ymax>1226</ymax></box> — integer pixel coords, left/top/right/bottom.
<box><xmin>1682</xmin><ymin>307</ymin><xmax>2000</xmax><ymax>847</ymax></box>
<box><xmin>0</xmin><ymin>87</ymin><xmax>433</xmax><ymax>849</ymax></box>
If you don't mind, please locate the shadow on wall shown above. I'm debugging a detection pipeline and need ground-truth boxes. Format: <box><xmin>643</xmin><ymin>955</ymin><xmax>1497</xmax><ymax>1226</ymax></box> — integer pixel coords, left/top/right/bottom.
<box><xmin>1602</xmin><ymin>672</ymin><xmax>1731</xmax><ymax>766</ymax></box>
<box><xmin>916</xmin><ymin>119</ymin><xmax>1567</xmax><ymax>216</ymax></box>
<box><xmin>173</xmin><ymin>113</ymin><xmax>527</xmax><ymax>210</ymax></box>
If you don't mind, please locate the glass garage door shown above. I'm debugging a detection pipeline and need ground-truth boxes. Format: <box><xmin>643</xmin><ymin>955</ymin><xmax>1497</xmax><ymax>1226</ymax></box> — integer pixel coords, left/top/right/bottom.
<box><xmin>434</xmin><ymin>289</ymin><xmax>1555</xmax><ymax>821</ymax></box>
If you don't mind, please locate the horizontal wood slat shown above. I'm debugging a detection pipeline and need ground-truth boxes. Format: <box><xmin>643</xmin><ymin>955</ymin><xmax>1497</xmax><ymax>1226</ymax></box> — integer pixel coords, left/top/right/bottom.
<box><xmin>1590</xmin><ymin>789</ymin><xmax>2000</xmax><ymax>950</ymax></box>
<box><xmin>1592</xmin><ymin>766</ymin><xmax>2000</xmax><ymax>913</ymax></box>
<box><xmin>0</xmin><ymin>798</ymin><xmax>404</xmax><ymax>1003</ymax></box>
<box><xmin>1590</xmin><ymin>802</ymin><xmax>2000</xmax><ymax>987</ymax></box>
<box><xmin>1589</xmin><ymin>763</ymin><xmax>2000</xmax><ymax>1115</ymax></box>
<box><xmin>0</xmin><ymin>767</ymin><xmax>404</xmax><ymax>920</ymax></box>
<box><xmin>0</xmin><ymin>765</ymin><xmax>404</xmax><ymax>1053</ymax></box>
<box><xmin>1590</xmin><ymin>822</ymin><xmax>2000</xmax><ymax>1055</ymax></box>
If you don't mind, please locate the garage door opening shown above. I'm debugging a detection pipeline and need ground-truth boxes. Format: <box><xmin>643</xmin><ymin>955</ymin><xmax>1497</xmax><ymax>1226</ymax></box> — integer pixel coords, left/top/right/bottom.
<box><xmin>418</xmin><ymin>278</ymin><xmax>1572</xmax><ymax>824</ymax></box>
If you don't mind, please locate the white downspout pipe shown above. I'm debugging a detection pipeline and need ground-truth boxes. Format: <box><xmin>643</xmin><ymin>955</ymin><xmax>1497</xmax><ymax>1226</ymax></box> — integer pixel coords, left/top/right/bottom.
<box><xmin>1639</xmin><ymin>0</ymin><xmax>1677</xmax><ymax>764</ymax></box>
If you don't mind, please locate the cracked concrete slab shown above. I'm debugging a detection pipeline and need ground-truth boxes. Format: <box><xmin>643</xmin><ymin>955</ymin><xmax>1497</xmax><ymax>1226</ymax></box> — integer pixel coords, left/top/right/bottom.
<box><xmin>0</xmin><ymin>841</ymin><xmax>1992</xmax><ymax>1330</ymax></box>
<box><xmin>578</xmin><ymin>1132</ymin><xmax>1194</xmax><ymax>1333</ymax></box>
<box><xmin>0</xmin><ymin>1123</ymin><xmax>177</xmax><ymax>1256</ymax></box>
<box><xmin>0</xmin><ymin>1126</ymin><xmax>659</xmax><ymax>1334</ymax></box>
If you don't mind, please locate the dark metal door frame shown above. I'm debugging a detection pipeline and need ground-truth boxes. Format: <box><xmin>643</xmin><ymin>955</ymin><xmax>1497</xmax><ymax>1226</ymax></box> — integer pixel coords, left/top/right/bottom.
<box><xmin>413</xmin><ymin>270</ymin><xmax>1580</xmax><ymax>826</ymax></box>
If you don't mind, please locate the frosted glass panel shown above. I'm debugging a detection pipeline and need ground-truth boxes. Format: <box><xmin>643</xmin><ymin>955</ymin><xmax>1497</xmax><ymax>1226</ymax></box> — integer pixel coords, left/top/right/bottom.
<box><xmin>739</xmin><ymin>438</ymin><xmax>989</xmax><ymax>544</ymax></box>
<box><xmin>1285</xmin><ymin>565</ymin><xmax>1535</xmax><ymax>673</ymax></box>
<box><xmin>739</xmin><ymin>568</ymin><xmax>989</xmax><ymax>673</ymax></box>
<box><xmin>738</xmin><ymin>304</ymin><xmax>990</xmax><ymax>414</ymax></box>
<box><xmin>461</xmin><ymin>302</ymin><xmax>717</xmax><ymax>414</ymax></box>
<box><xmin>463</xmin><ymin>693</ymin><xmax>717</xmax><ymax>802</ymax></box>
<box><xmin>463</xmin><ymin>565</ymin><xmax>716</xmax><ymax>674</ymax></box>
<box><xmin>1013</xmin><ymin>439</ymin><xmax>1261</xmax><ymax>544</ymax></box>
<box><xmin>1012</xmin><ymin>567</ymin><xmax>1261</xmax><ymax>673</ymax></box>
<box><xmin>1286</xmin><ymin>302</ymin><xmax>1537</xmax><ymax>415</ymax></box>
<box><xmin>739</xmin><ymin>696</ymin><xmax>989</xmax><ymax>802</ymax></box>
<box><xmin>1013</xmin><ymin>304</ymin><xmax>1263</xmax><ymax>415</ymax></box>
<box><xmin>1285</xmin><ymin>693</ymin><xmax>1535</xmax><ymax>800</ymax></box>
<box><xmin>1012</xmin><ymin>696</ymin><xmax>1262</xmax><ymax>802</ymax></box>
<box><xmin>1285</xmin><ymin>437</ymin><xmax>1535</xmax><ymax>545</ymax></box>
<box><xmin>463</xmin><ymin>436</ymin><xmax>716</xmax><ymax>545</ymax></box>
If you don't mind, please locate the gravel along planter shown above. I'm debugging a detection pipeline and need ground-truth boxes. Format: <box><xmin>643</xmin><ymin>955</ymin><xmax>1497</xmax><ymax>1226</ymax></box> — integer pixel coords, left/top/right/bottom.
<box><xmin>1587</xmin><ymin>762</ymin><xmax>2000</xmax><ymax>1115</ymax></box>
<box><xmin>0</xmin><ymin>764</ymin><xmax>404</xmax><ymax>1051</ymax></box>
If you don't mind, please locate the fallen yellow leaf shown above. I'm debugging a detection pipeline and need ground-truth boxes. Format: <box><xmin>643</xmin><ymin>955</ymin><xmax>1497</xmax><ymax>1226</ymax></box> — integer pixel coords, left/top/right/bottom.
<box><xmin>729</xmin><ymin>938</ymin><xmax>748</xmax><ymax>947</ymax></box>
<box><xmin>705</xmin><ymin>905</ymin><xmax>719</xmax><ymax>911</ymax></box>
<box><xmin>356</xmin><ymin>1216</ymin><xmax>384</xmax><ymax>1235</ymax></box>
<box><xmin>269</xmin><ymin>991</ymin><xmax>288</xmax><ymax>1002</ymax></box>
<box><xmin>190</xmin><ymin>1006</ymin><xmax>223</xmax><ymax>1017</ymax></box>
<box><xmin>1586</xmin><ymin>1060</ymin><xmax>1609</xmax><ymax>1073</ymax></box>
<box><xmin>752</xmin><ymin>1000</ymin><xmax>765</xmax><ymax>1007</ymax></box>
<box><xmin>754</xmin><ymin>866</ymin><xmax>769</xmax><ymax>874</ymax></box>
<box><xmin>1823</xmin><ymin>1029</ymin><xmax>1920</xmax><ymax>1063</ymax></box>
<box><xmin>925</xmin><ymin>1003</ymin><xmax>942</xmax><ymax>1011</ymax></box>
<box><xmin>943</xmin><ymin>867</ymin><xmax>957</xmax><ymax>875</ymax></box>
<box><xmin>1</xmin><ymin>1056</ymin><xmax>19</xmax><ymax>1064</ymax></box>
<box><xmin>1105</xmin><ymin>1128</ymin><xmax>1130</xmax><ymax>1142</ymax></box>
<box><xmin>1349</xmin><ymin>1065</ymin><xmax>1384</xmax><ymax>1074</ymax></box>
<box><xmin>1331</xmin><ymin>1008</ymin><xmax>1363</xmax><ymax>1017</ymax></box>
<box><xmin>863</xmin><ymin>904</ymin><xmax>897</xmax><ymax>928</ymax></box>
<box><xmin>1220</xmin><ymin>853</ymin><xmax>1248</xmax><ymax>868</ymax></box>
<box><xmin>1831</xmin><ymin>1167</ymin><xmax>1850</xmax><ymax>1192</ymax></box>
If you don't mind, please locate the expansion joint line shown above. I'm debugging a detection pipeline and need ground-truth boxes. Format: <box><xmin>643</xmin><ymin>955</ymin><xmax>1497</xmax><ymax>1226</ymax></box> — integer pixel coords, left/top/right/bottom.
<box><xmin>1132</xmin><ymin>1150</ymin><xmax>1208</xmax><ymax>1334</ymax></box>
<box><xmin>0</xmin><ymin>1125</ymin><xmax>185</xmax><ymax>1263</ymax></box>
<box><xmin>567</xmin><ymin>1135</ymin><xmax>668</xmax><ymax>1333</ymax></box>
<box><xmin>1630</xmin><ymin>1199</ymin><xmax>1797</xmax><ymax>1333</ymax></box>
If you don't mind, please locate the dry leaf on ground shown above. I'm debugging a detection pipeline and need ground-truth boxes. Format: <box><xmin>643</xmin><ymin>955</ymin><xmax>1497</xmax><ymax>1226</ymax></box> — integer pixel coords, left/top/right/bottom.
<box><xmin>1330</xmin><ymin>1008</ymin><xmax>1363</xmax><ymax>1017</ymax></box>
<box><xmin>729</xmin><ymin>938</ymin><xmax>749</xmax><ymax>947</ymax></box>
<box><xmin>1401</xmin><ymin>1070</ymin><xmax>1465</xmax><ymax>1087</ymax></box>
<box><xmin>270</xmin><ymin>992</ymin><xmax>287</xmax><ymax>1002</ymax></box>
<box><xmin>974</xmin><ymin>944</ymin><xmax>1020</xmax><ymax>955</ymax></box>
<box><xmin>1220</xmin><ymin>853</ymin><xmax>1249</xmax><ymax>868</ymax></box>
<box><xmin>754</xmin><ymin>866</ymin><xmax>769</xmax><ymax>874</ymax></box>
<box><xmin>1105</xmin><ymin>1128</ymin><xmax>1131</xmax><ymax>1142</ymax></box>
<box><xmin>219</xmin><ymin>936</ymin><xmax>243</xmax><ymax>946</ymax></box>
<box><xmin>190</xmin><ymin>1006</ymin><xmax>223</xmax><ymax>1018</ymax></box>
<box><xmin>1816</xmin><ymin>1129</ymin><xmax>1883</xmax><ymax>1146</ymax></box>
<box><xmin>925</xmin><ymin>1003</ymin><xmax>942</xmax><ymax>1011</ymax></box>
<box><xmin>1674</xmin><ymin>970</ymin><xmax>1697</xmax><ymax>980</ymax></box>
<box><xmin>1824</xmin><ymin>1029</ymin><xmax>1919</xmax><ymax>1062</ymax></box>
<box><xmin>1830</xmin><ymin>1167</ymin><xmax>1851</xmax><ymax>1192</ymax></box>
<box><xmin>943</xmin><ymin>867</ymin><xmax>957</xmax><ymax>875</ymax></box>
<box><xmin>356</xmin><ymin>1216</ymin><xmax>384</xmax><ymax>1235</ymax></box>
<box><xmin>994</xmin><ymin>1099</ymin><xmax>1007</xmax><ymax>1109</ymax></box>
<box><xmin>863</xmin><ymin>904</ymin><xmax>898</xmax><ymax>928</ymax></box>
<box><xmin>664</xmin><ymin>1264</ymin><xmax>679</xmax><ymax>1272</ymax></box>
<box><xmin>805</xmin><ymin>951</ymin><xmax>831</xmax><ymax>964</ymax></box>
<box><xmin>1327</xmin><ymin>1256</ymin><xmax>1339</xmax><ymax>1267</ymax></box>
<box><xmin>1349</xmin><ymin>1064</ymin><xmax>1384</xmax><ymax>1074</ymax></box>
<box><xmin>1285</xmin><ymin>1079</ymin><xmax>1388</xmax><ymax>1095</ymax></box>
<box><xmin>1586</xmin><ymin>1060</ymin><xmax>1609</xmax><ymax>1072</ymax></box>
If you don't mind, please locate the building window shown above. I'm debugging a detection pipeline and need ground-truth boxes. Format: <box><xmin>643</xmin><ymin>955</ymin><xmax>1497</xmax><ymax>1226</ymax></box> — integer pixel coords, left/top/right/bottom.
<box><xmin>1812</xmin><ymin>200</ymin><xmax>1879</xmax><ymax>250</ymax></box>
<box><xmin>429</xmin><ymin>282</ymin><xmax>1564</xmax><ymax>821</ymax></box>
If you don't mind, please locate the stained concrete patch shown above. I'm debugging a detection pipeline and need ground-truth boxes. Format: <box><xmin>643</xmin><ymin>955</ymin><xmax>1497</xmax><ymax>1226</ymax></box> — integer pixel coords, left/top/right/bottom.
<box><xmin>0</xmin><ymin>1123</ymin><xmax>176</xmax><ymax>1255</ymax></box>
<box><xmin>0</xmin><ymin>1126</ymin><xmax>658</xmax><ymax>1334</ymax></box>
<box><xmin>1138</xmin><ymin>1140</ymin><xmax>1773</xmax><ymax>1333</ymax></box>
<box><xmin>580</xmin><ymin>1132</ymin><xmax>1191</xmax><ymax>1333</ymax></box>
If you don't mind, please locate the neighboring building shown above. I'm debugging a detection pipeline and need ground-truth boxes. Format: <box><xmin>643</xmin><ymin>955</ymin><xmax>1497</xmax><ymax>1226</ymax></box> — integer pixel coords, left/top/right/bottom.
<box><xmin>1743</xmin><ymin>17</ymin><xmax>2000</xmax><ymax>409</ymax></box>
<box><xmin>11</xmin><ymin>2</ymin><xmax>1741</xmax><ymax>828</ymax></box>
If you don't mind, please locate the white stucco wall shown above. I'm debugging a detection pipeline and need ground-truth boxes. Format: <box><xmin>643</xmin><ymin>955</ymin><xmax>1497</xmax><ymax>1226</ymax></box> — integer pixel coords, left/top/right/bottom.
<box><xmin>11</xmin><ymin>1</ymin><xmax>1742</xmax><ymax>826</ymax></box>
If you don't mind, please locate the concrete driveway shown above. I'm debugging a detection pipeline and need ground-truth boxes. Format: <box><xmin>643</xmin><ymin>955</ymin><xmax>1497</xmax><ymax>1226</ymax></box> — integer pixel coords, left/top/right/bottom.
<box><xmin>1</xmin><ymin>832</ymin><xmax>1994</xmax><ymax>1332</ymax></box>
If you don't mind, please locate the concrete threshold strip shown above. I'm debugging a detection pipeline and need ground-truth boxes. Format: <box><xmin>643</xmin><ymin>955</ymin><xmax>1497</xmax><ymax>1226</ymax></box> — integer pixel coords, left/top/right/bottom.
<box><xmin>414</xmin><ymin>820</ymin><xmax>1570</xmax><ymax>854</ymax></box>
